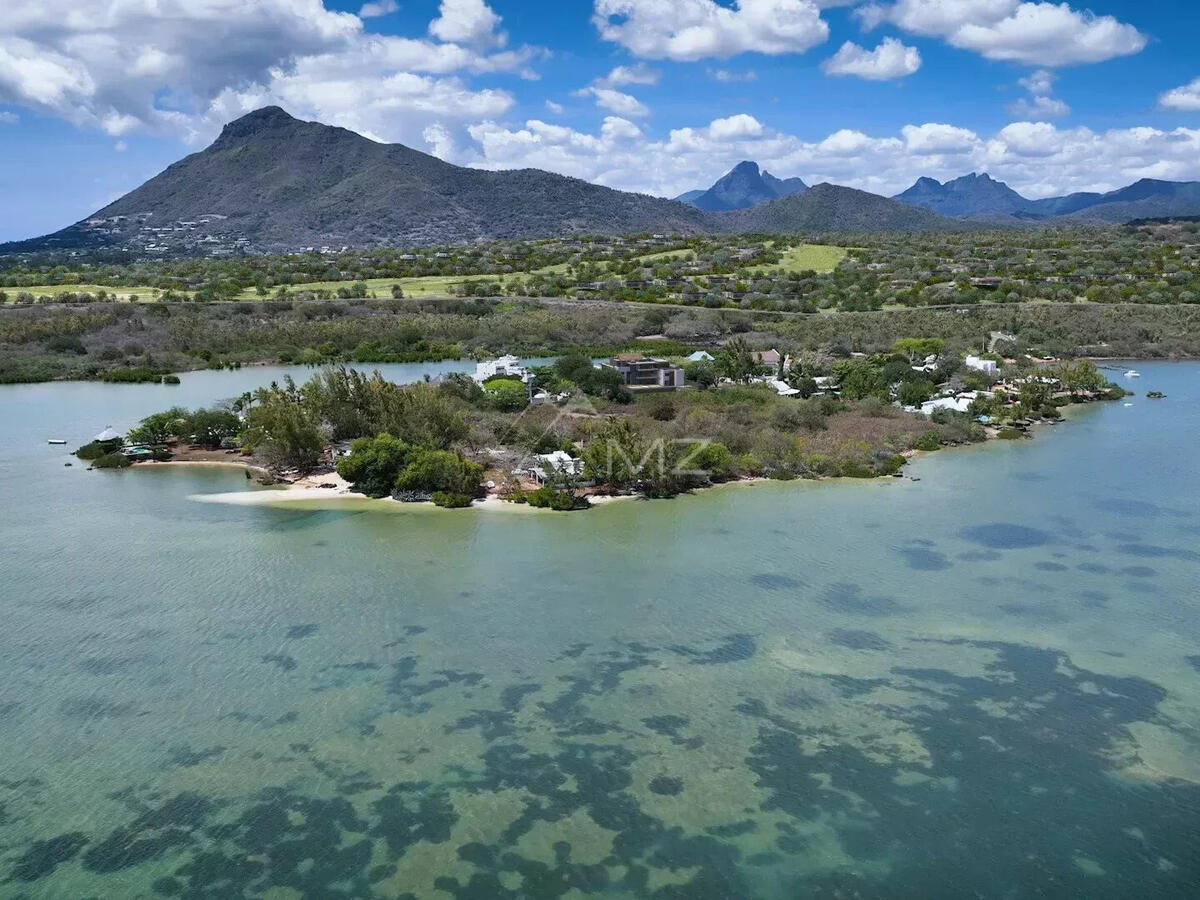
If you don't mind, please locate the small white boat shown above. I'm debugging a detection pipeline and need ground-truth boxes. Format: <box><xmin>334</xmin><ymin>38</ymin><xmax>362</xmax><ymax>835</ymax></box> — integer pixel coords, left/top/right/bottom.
<box><xmin>1124</xmin><ymin>370</ymin><xmax>1141</xmax><ymax>378</ymax></box>
<box><xmin>47</xmin><ymin>439</ymin><xmax>67</xmax><ymax>445</ymax></box>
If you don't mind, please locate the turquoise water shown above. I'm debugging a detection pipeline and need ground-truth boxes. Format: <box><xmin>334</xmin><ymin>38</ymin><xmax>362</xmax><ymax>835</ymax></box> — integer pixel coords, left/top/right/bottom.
<box><xmin>1</xmin><ymin>363</ymin><xmax>1198</xmax><ymax>898</ymax></box>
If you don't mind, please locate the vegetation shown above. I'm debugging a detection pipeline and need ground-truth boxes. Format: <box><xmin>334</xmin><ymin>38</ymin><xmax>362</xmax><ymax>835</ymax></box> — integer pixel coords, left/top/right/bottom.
<box><xmin>92</xmin><ymin>452</ymin><xmax>132</xmax><ymax>469</ymax></box>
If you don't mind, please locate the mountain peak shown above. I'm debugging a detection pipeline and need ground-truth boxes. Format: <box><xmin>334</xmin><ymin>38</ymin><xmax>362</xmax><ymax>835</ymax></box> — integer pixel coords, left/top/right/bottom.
<box><xmin>214</xmin><ymin>106</ymin><xmax>301</xmax><ymax>145</ymax></box>
<box><xmin>681</xmin><ymin>160</ymin><xmax>806</xmax><ymax>211</ymax></box>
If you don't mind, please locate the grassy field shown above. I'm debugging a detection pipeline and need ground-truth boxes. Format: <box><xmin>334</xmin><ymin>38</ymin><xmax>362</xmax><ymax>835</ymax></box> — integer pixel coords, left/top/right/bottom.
<box><xmin>9</xmin><ymin>243</ymin><xmax>848</xmax><ymax>303</ymax></box>
<box><xmin>5</xmin><ymin>284</ymin><xmax>170</xmax><ymax>302</ymax></box>
<box><xmin>752</xmin><ymin>243</ymin><xmax>847</xmax><ymax>274</ymax></box>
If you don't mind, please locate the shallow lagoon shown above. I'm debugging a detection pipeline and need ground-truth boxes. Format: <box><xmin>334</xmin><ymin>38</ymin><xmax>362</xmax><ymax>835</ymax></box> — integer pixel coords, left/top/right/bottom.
<box><xmin>1</xmin><ymin>362</ymin><xmax>1198</xmax><ymax>898</ymax></box>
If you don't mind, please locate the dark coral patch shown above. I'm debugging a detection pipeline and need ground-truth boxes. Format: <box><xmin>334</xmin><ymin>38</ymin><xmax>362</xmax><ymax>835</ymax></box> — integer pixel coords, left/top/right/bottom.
<box><xmin>83</xmin><ymin>793</ymin><xmax>214</xmax><ymax>873</ymax></box>
<box><xmin>960</xmin><ymin>523</ymin><xmax>1051</xmax><ymax>550</ymax></box>
<box><xmin>11</xmin><ymin>832</ymin><xmax>89</xmax><ymax>881</ymax></box>
<box><xmin>648</xmin><ymin>776</ymin><xmax>684</xmax><ymax>796</ymax></box>
<box><xmin>897</xmin><ymin>547</ymin><xmax>951</xmax><ymax>571</ymax></box>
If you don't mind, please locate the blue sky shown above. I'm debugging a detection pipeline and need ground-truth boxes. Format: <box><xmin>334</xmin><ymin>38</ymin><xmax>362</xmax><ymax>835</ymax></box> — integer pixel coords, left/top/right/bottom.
<box><xmin>2</xmin><ymin>0</ymin><xmax>1199</xmax><ymax>241</ymax></box>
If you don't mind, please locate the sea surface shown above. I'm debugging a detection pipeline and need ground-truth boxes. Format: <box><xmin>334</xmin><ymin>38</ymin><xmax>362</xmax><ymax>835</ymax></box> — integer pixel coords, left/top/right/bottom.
<box><xmin>1</xmin><ymin>361</ymin><xmax>1198</xmax><ymax>899</ymax></box>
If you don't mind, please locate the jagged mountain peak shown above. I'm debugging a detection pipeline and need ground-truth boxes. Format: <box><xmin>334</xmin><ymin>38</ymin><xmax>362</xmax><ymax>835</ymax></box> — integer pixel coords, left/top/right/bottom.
<box><xmin>680</xmin><ymin>160</ymin><xmax>807</xmax><ymax>211</ymax></box>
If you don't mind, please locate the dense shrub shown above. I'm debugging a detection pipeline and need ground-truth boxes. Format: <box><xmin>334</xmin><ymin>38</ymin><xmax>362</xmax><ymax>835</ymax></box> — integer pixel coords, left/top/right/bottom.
<box><xmin>431</xmin><ymin>491</ymin><xmax>474</xmax><ymax>508</ymax></box>
<box><xmin>92</xmin><ymin>453</ymin><xmax>131</xmax><ymax>469</ymax></box>
<box><xmin>524</xmin><ymin>486</ymin><xmax>588</xmax><ymax>510</ymax></box>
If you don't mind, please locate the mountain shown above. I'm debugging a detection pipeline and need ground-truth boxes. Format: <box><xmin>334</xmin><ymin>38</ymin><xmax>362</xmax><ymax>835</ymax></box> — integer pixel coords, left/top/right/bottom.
<box><xmin>679</xmin><ymin>161</ymin><xmax>807</xmax><ymax>212</ymax></box>
<box><xmin>723</xmin><ymin>183</ymin><xmax>958</xmax><ymax>233</ymax></box>
<box><xmin>6</xmin><ymin>107</ymin><xmax>710</xmax><ymax>254</ymax></box>
<box><xmin>893</xmin><ymin>173</ymin><xmax>1036</xmax><ymax>218</ymax></box>
<box><xmin>1047</xmin><ymin>179</ymin><xmax>1200</xmax><ymax>223</ymax></box>
<box><xmin>894</xmin><ymin>172</ymin><xmax>1200</xmax><ymax>223</ymax></box>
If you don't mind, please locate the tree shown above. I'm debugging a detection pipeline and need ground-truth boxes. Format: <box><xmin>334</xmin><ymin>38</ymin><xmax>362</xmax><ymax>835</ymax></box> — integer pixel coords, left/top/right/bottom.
<box><xmin>582</xmin><ymin>418</ymin><xmax>645</xmax><ymax>490</ymax></box>
<box><xmin>184</xmin><ymin>408</ymin><xmax>241</xmax><ymax>448</ymax></box>
<box><xmin>897</xmin><ymin>379</ymin><xmax>936</xmax><ymax>408</ymax></box>
<box><xmin>683</xmin><ymin>361</ymin><xmax>716</xmax><ymax>389</ymax></box>
<box><xmin>128</xmin><ymin>407</ymin><xmax>190</xmax><ymax>445</ymax></box>
<box><xmin>338</xmin><ymin>434</ymin><xmax>412</xmax><ymax>498</ymax></box>
<box><xmin>834</xmin><ymin>360</ymin><xmax>888</xmax><ymax>401</ymax></box>
<box><xmin>1056</xmin><ymin>360</ymin><xmax>1107</xmax><ymax>398</ymax></box>
<box><xmin>484</xmin><ymin>378</ymin><xmax>528</xmax><ymax>412</ymax></box>
<box><xmin>241</xmin><ymin>392</ymin><xmax>326</xmax><ymax>473</ymax></box>
<box><xmin>718</xmin><ymin>336</ymin><xmax>758</xmax><ymax>382</ymax></box>
<box><xmin>394</xmin><ymin>449</ymin><xmax>483</xmax><ymax>497</ymax></box>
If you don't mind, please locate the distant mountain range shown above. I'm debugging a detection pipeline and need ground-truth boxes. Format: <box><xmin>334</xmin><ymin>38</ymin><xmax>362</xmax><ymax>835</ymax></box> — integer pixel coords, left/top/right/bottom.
<box><xmin>5</xmin><ymin>108</ymin><xmax>1200</xmax><ymax>257</ymax></box>
<box><xmin>675</xmin><ymin>160</ymin><xmax>807</xmax><ymax>212</ymax></box>
<box><xmin>724</xmin><ymin>183</ymin><xmax>953</xmax><ymax>233</ymax></box>
<box><xmin>892</xmin><ymin>172</ymin><xmax>1200</xmax><ymax>223</ymax></box>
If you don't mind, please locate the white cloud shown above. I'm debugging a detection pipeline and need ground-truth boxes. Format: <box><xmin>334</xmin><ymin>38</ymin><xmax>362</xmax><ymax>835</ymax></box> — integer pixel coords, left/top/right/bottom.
<box><xmin>0</xmin><ymin>110</ymin><xmax>18</xmax><ymax>123</ymax></box>
<box><xmin>864</xmin><ymin>0</ymin><xmax>1146</xmax><ymax>66</ymax></box>
<box><xmin>113</xmin><ymin>139</ymin><xmax>127</xmax><ymax>151</ymax></box>
<box><xmin>429</xmin><ymin>0</ymin><xmax>505</xmax><ymax>48</ymax></box>
<box><xmin>597</xmin><ymin>64</ymin><xmax>660</xmax><ymax>87</ymax></box>
<box><xmin>707</xmin><ymin>68</ymin><xmax>758</xmax><ymax>82</ymax></box>
<box><xmin>575</xmin><ymin>86</ymin><xmax>650</xmax><ymax>118</ymax></box>
<box><xmin>459</xmin><ymin>113</ymin><xmax>1200</xmax><ymax>202</ymax></box>
<box><xmin>901</xmin><ymin>122</ymin><xmax>979</xmax><ymax>153</ymax></box>
<box><xmin>1160</xmin><ymin>77</ymin><xmax>1200</xmax><ymax>112</ymax></box>
<box><xmin>0</xmin><ymin>0</ymin><xmax>533</xmax><ymax>152</ymax></box>
<box><xmin>1008</xmin><ymin>67</ymin><xmax>1069</xmax><ymax>118</ymax></box>
<box><xmin>822</xmin><ymin>37</ymin><xmax>921</xmax><ymax>80</ymax></box>
<box><xmin>358</xmin><ymin>0</ymin><xmax>399</xmax><ymax>18</ymax></box>
<box><xmin>544</xmin><ymin>99</ymin><xmax>565</xmax><ymax>115</ymax></box>
<box><xmin>592</xmin><ymin>0</ymin><xmax>829</xmax><ymax>62</ymax></box>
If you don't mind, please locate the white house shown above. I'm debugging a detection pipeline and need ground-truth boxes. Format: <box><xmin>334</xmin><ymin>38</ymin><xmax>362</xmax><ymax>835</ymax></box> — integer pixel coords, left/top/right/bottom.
<box><xmin>965</xmin><ymin>355</ymin><xmax>999</xmax><ymax>376</ymax></box>
<box><xmin>474</xmin><ymin>355</ymin><xmax>530</xmax><ymax>385</ymax></box>
<box><xmin>531</xmin><ymin>451</ymin><xmax>585</xmax><ymax>484</ymax></box>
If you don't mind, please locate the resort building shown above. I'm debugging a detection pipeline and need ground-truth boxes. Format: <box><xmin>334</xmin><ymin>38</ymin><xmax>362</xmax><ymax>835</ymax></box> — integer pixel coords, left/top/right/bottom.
<box><xmin>602</xmin><ymin>354</ymin><xmax>685</xmax><ymax>390</ymax></box>
<box><xmin>687</xmin><ymin>350</ymin><xmax>716</xmax><ymax>362</ymax></box>
<box><xmin>965</xmin><ymin>355</ymin><xmax>999</xmax><ymax>375</ymax></box>
<box><xmin>531</xmin><ymin>451</ymin><xmax>586</xmax><ymax>484</ymax></box>
<box><xmin>94</xmin><ymin>425</ymin><xmax>123</xmax><ymax>443</ymax></box>
<box><xmin>473</xmin><ymin>355</ymin><xmax>530</xmax><ymax>385</ymax></box>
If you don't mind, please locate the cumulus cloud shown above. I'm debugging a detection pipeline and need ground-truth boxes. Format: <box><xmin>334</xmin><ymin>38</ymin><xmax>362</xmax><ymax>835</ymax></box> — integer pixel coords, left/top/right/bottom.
<box><xmin>577</xmin><ymin>86</ymin><xmax>651</xmax><ymax>118</ymax></box>
<box><xmin>592</xmin><ymin>0</ymin><xmax>829</xmax><ymax>61</ymax></box>
<box><xmin>596</xmin><ymin>64</ymin><xmax>660</xmax><ymax>87</ymax></box>
<box><xmin>459</xmin><ymin>113</ymin><xmax>1200</xmax><ymax>201</ymax></box>
<box><xmin>0</xmin><ymin>110</ymin><xmax>18</xmax><ymax>124</ymax></box>
<box><xmin>429</xmin><ymin>0</ymin><xmax>505</xmax><ymax>48</ymax></box>
<box><xmin>0</xmin><ymin>0</ymin><xmax>534</xmax><ymax>152</ymax></box>
<box><xmin>822</xmin><ymin>37</ymin><xmax>921</xmax><ymax>80</ymax></box>
<box><xmin>1008</xmin><ymin>69</ymin><xmax>1069</xmax><ymax>118</ymax></box>
<box><xmin>544</xmin><ymin>99</ymin><xmax>565</xmax><ymax>115</ymax></box>
<box><xmin>863</xmin><ymin>0</ymin><xmax>1146</xmax><ymax>66</ymax></box>
<box><xmin>358</xmin><ymin>0</ymin><xmax>399</xmax><ymax>18</ymax></box>
<box><xmin>1160</xmin><ymin>77</ymin><xmax>1200</xmax><ymax>112</ymax></box>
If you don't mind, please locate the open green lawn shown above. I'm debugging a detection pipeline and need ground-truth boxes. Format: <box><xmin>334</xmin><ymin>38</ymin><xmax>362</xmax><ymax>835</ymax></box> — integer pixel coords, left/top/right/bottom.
<box><xmin>5</xmin><ymin>284</ymin><xmax>171</xmax><ymax>302</ymax></box>
<box><xmin>10</xmin><ymin>243</ymin><xmax>847</xmax><ymax>303</ymax></box>
<box><xmin>752</xmin><ymin>243</ymin><xmax>847</xmax><ymax>274</ymax></box>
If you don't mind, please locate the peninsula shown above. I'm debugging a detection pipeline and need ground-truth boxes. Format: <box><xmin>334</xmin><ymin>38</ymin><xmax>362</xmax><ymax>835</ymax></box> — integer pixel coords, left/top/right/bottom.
<box><xmin>76</xmin><ymin>343</ymin><xmax>1125</xmax><ymax>510</ymax></box>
